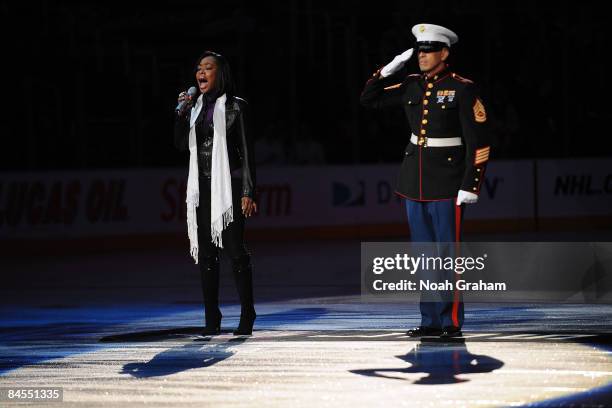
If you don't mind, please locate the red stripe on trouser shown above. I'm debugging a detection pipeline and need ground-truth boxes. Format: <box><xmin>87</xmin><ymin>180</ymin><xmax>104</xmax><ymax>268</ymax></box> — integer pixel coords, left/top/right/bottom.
<box><xmin>452</xmin><ymin>203</ymin><xmax>462</xmax><ymax>327</ymax></box>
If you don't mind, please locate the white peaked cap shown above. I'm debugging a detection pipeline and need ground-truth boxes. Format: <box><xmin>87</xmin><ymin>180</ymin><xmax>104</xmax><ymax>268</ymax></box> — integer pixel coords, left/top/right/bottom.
<box><xmin>411</xmin><ymin>23</ymin><xmax>458</xmax><ymax>47</ymax></box>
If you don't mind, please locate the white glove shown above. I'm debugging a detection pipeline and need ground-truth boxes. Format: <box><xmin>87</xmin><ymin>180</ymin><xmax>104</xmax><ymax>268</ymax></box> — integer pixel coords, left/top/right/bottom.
<box><xmin>380</xmin><ymin>48</ymin><xmax>414</xmax><ymax>78</ymax></box>
<box><xmin>456</xmin><ymin>190</ymin><xmax>479</xmax><ymax>205</ymax></box>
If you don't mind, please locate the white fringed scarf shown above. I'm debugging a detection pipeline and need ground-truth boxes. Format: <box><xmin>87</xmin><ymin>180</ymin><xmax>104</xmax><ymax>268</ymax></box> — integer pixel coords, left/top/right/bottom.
<box><xmin>186</xmin><ymin>93</ymin><xmax>233</xmax><ymax>264</ymax></box>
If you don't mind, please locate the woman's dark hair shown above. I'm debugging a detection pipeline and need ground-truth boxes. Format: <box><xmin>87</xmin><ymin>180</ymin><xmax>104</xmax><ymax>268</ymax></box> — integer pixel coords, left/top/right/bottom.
<box><xmin>194</xmin><ymin>50</ymin><xmax>235</xmax><ymax>98</ymax></box>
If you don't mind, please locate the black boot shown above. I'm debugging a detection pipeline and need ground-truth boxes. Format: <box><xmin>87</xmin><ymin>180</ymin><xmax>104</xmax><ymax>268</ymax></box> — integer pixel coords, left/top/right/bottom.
<box><xmin>200</xmin><ymin>254</ymin><xmax>222</xmax><ymax>335</ymax></box>
<box><xmin>231</xmin><ymin>255</ymin><xmax>256</xmax><ymax>335</ymax></box>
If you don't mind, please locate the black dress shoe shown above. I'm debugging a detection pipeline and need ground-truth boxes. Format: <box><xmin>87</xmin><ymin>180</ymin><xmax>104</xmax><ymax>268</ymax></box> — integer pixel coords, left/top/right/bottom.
<box><xmin>440</xmin><ymin>326</ymin><xmax>462</xmax><ymax>338</ymax></box>
<box><xmin>406</xmin><ymin>326</ymin><xmax>442</xmax><ymax>337</ymax></box>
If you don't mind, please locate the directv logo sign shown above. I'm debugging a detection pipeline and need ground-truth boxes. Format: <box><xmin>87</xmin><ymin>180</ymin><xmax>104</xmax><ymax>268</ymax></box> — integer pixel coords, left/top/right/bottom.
<box><xmin>332</xmin><ymin>181</ymin><xmax>365</xmax><ymax>207</ymax></box>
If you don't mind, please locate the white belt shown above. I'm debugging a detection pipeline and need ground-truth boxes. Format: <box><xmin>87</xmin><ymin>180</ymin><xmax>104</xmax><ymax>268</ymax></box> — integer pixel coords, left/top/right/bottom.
<box><xmin>410</xmin><ymin>134</ymin><xmax>462</xmax><ymax>147</ymax></box>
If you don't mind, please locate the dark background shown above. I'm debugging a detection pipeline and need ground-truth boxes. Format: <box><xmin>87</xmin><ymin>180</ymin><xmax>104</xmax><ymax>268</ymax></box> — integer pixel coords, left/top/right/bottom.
<box><xmin>1</xmin><ymin>3</ymin><xmax>611</xmax><ymax>359</ymax></box>
<box><xmin>2</xmin><ymin>0</ymin><xmax>607</xmax><ymax>172</ymax></box>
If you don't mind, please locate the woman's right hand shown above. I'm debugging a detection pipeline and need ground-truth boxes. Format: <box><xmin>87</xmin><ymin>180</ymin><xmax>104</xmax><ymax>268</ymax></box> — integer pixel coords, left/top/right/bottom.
<box><xmin>177</xmin><ymin>91</ymin><xmax>193</xmax><ymax>116</ymax></box>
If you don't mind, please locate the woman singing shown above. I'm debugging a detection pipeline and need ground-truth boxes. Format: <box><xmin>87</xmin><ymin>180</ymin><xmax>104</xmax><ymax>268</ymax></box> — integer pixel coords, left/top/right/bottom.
<box><xmin>174</xmin><ymin>51</ymin><xmax>257</xmax><ymax>336</ymax></box>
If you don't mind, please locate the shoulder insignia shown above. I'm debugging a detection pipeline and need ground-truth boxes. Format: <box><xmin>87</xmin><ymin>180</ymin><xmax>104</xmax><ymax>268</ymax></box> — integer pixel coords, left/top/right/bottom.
<box><xmin>451</xmin><ymin>73</ymin><xmax>474</xmax><ymax>84</ymax></box>
<box><xmin>473</xmin><ymin>97</ymin><xmax>487</xmax><ymax>123</ymax></box>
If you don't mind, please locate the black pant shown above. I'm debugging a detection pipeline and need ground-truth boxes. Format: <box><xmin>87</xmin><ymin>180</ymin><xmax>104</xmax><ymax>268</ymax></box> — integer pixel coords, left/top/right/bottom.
<box><xmin>197</xmin><ymin>176</ymin><xmax>255</xmax><ymax>326</ymax></box>
<box><xmin>197</xmin><ymin>176</ymin><xmax>249</xmax><ymax>259</ymax></box>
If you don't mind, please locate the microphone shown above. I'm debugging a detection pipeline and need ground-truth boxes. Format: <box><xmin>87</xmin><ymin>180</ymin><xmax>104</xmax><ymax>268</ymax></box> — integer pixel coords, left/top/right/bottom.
<box><xmin>175</xmin><ymin>87</ymin><xmax>197</xmax><ymax>112</ymax></box>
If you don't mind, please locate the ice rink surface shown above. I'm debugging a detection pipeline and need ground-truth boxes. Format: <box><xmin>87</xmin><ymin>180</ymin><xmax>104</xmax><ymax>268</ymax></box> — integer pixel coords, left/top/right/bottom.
<box><xmin>1</xmin><ymin>236</ymin><xmax>611</xmax><ymax>407</ymax></box>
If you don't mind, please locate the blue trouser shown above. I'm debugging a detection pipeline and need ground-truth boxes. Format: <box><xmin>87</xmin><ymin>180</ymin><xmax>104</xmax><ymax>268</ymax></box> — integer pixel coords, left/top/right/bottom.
<box><xmin>405</xmin><ymin>199</ymin><xmax>465</xmax><ymax>329</ymax></box>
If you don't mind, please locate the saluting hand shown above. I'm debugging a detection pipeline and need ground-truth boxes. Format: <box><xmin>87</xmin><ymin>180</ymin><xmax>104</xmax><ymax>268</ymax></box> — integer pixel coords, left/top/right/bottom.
<box><xmin>380</xmin><ymin>48</ymin><xmax>414</xmax><ymax>78</ymax></box>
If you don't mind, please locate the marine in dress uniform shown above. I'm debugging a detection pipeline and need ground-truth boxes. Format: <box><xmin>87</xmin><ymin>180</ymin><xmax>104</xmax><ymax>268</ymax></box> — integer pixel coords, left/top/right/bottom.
<box><xmin>360</xmin><ymin>23</ymin><xmax>491</xmax><ymax>338</ymax></box>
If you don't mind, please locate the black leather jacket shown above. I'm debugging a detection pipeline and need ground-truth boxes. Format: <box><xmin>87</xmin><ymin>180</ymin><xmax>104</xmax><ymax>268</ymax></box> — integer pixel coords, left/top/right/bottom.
<box><xmin>174</xmin><ymin>95</ymin><xmax>256</xmax><ymax>198</ymax></box>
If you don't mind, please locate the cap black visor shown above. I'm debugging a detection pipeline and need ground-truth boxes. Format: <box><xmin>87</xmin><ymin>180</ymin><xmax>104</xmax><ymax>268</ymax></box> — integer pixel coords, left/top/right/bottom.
<box><xmin>416</xmin><ymin>41</ymin><xmax>447</xmax><ymax>52</ymax></box>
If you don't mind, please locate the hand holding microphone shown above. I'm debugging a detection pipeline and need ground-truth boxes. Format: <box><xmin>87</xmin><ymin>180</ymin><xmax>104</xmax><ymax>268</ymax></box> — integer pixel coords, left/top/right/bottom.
<box><xmin>176</xmin><ymin>86</ymin><xmax>197</xmax><ymax>116</ymax></box>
